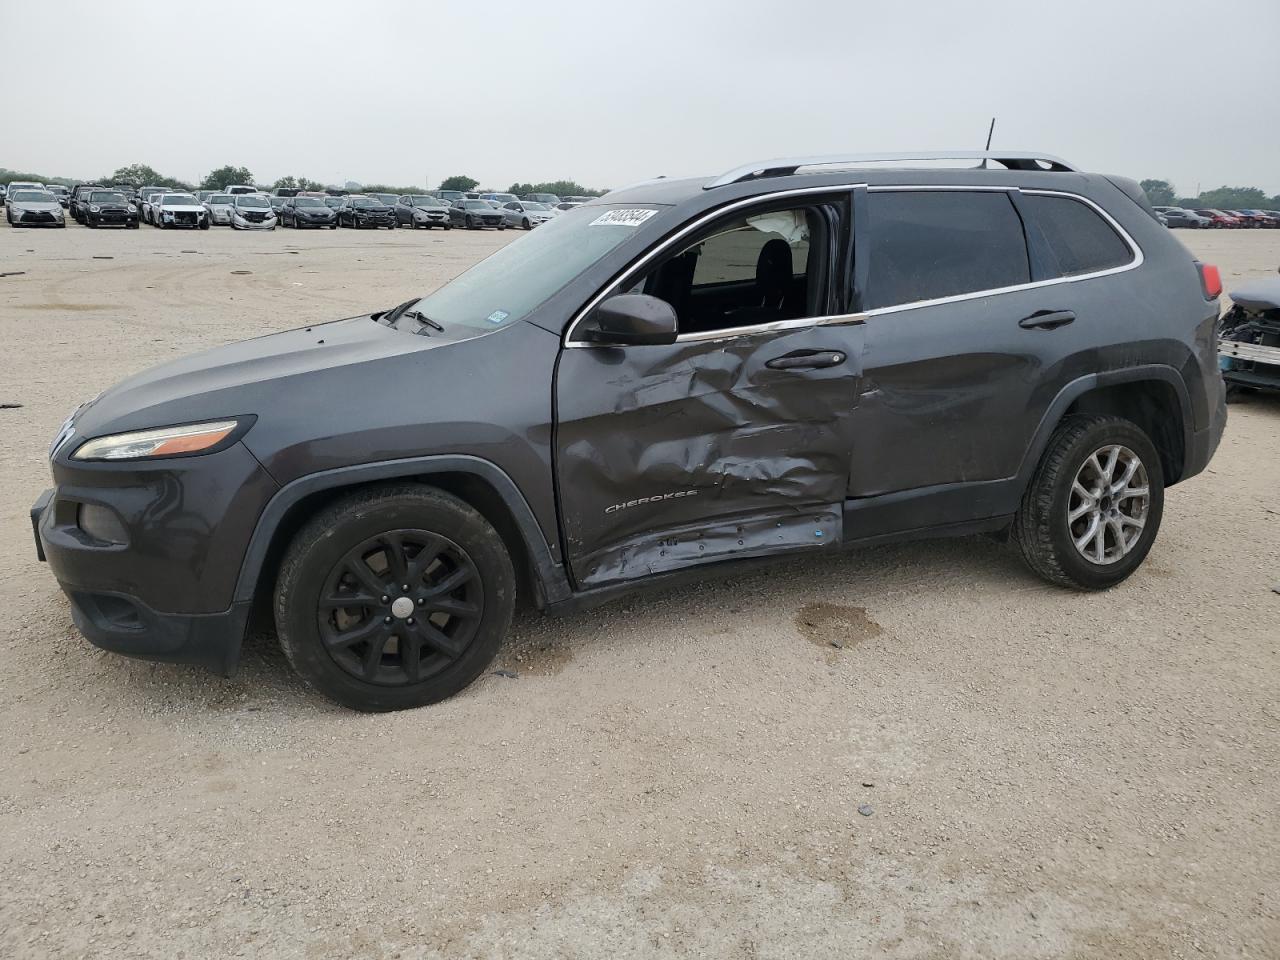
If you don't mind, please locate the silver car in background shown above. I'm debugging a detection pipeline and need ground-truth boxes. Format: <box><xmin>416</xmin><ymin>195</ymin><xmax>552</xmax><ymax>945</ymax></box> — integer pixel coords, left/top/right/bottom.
<box><xmin>204</xmin><ymin>193</ymin><xmax>236</xmax><ymax>225</ymax></box>
<box><xmin>5</xmin><ymin>188</ymin><xmax>66</xmax><ymax>227</ymax></box>
<box><xmin>395</xmin><ymin>195</ymin><xmax>452</xmax><ymax>229</ymax></box>
<box><xmin>229</xmin><ymin>193</ymin><xmax>277</xmax><ymax>230</ymax></box>
<box><xmin>500</xmin><ymin>200</ymin><xmax>555</xmax><ymax>229</ymax></box>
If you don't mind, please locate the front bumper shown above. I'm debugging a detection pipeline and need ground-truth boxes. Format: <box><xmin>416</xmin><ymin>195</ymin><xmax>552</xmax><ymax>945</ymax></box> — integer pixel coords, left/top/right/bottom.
<box><xmin>32</xmin><ymin>441</ymin><xmax>279</xmax><ymax>674</ymax></box>
<box><xmin>32</xmin><ymin>489</ymin><xmax>254</xmax><ymax>675</ymax></box>
<box><xmin>12</xmin><ymin>211</ymin><xmax>63</xmax><ymax>225</ymax></box>
<box><xmin>1220</xmin><ymin>338</ymin><xmax>1280</xmax><ymax>391</ymax></box>
<box><xmin>88</xmin><ymin>211</ymin><xmax>138</xmax><ymax>226</ymax></box>
<box><xmin>296</xmin><ymin>215</ymin><xmax>336</xmax><ymax>227</ymax></box>
<box><xmin>232</xmin><ymin>216</ymin><xmax>277</xmax><ymax>230</ymax></box>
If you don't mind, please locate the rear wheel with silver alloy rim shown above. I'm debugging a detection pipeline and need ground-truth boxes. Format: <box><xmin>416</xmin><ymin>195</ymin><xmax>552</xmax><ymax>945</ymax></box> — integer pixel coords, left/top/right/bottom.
<box><xmin>1014</xmin><ymin>415</ymin><xmax>1164</xmax><ymax>590</ymax></box>
<box><xmin>275</xmin><ymin>484</ymin><xmax>515</xmax><ymax>712</ymax></box>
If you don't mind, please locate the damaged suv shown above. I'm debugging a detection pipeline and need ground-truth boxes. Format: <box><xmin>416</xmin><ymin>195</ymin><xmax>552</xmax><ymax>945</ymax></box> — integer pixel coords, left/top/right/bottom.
<box><xmin>1219</xmin><ymin>277</ymin><xmax>1280</xmax><ymax>398</ymax></box>
<box><xmin>32</xmin><ymin>151</ymin><xmax>1226</xmax><ymax>711</ymax></box>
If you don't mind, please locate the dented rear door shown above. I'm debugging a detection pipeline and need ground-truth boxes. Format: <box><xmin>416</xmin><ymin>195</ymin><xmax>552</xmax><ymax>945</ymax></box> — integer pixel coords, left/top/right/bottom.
<box><xmin>554</xmin><ymin>320</ymin><xmax>864</xmax><ymax>588</ymax></box>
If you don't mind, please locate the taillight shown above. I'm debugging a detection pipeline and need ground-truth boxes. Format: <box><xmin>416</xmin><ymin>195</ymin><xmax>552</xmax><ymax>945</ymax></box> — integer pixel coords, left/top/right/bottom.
<box><xmin>1196</xmin><ymin>262</ymin><xmax>1222</xmax><ymax>300</ymax></box>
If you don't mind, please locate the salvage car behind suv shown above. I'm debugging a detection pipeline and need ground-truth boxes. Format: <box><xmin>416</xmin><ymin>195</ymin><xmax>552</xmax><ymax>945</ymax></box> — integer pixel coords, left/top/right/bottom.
<box><xmin>32</xmin><ymin>151</ymin><xmax>1226</xmax><ymax>711</ymax></box>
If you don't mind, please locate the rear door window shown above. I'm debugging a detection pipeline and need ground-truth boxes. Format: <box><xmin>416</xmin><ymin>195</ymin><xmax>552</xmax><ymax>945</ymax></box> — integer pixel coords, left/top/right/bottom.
<box><xmin>1021</xmin><ymin>193</ymin><xmax>1133</xmax><ymax>277</ymax></box>
<box><xmin>864</xmin><ymin>191</ymin><xmax>1030</xmax><ymax>310</ymax></box>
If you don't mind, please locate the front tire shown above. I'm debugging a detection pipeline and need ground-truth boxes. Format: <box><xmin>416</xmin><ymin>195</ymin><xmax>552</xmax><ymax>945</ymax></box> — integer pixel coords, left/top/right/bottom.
<box><xmin>275</xmin><ymin>484</ymin><xmax>516</xmax><ymax>712</ymax></box>
<box><xmin>1013</xmin><ymin>415</ymin><xmax>1164</xmax><ymax>590</ymax></box>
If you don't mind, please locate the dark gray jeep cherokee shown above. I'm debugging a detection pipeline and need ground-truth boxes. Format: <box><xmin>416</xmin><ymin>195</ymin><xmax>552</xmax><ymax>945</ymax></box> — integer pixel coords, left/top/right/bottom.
<box><xmin>32</xmin><ymin>151</ymin><xmax>1226</xmax><ymax>711</ymax></box>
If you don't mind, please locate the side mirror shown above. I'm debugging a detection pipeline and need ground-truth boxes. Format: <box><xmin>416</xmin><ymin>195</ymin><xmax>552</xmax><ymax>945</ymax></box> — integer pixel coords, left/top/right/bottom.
<box><xmin>585</xmin><ymin>294</ymin><xmax>678</xmax><ymax>346</ymax></box>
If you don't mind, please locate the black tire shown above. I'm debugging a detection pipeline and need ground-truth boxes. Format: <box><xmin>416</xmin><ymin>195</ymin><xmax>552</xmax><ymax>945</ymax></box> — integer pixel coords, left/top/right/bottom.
<box><xmin>199</xmin><ymin>219</ymin><xmax>210</xmax><ymax>230</ymax></box>
<box><xmin>1013</xmin><ymin>415</ymin><xmax>1164</xmax><ymax>590</ymax></box>
<box><xmin>444</xmin><ymin>224</ymin><xmax>452</xmax><ymax>230</ymax></box>
<box><xmin>275</xmin><ymin>483</ymin><xmax>516</xmax><ymax>712</ymax></box>
<box><xmin>329</xmin><ymin>223</ymin><xmax>337</xmax><ymax>230</ymax></box>
<box><xmin>128</xmin><ymin>221</ymin><xmax>139</xmax><ymax>229</ymax></box>
<box><xmin>465</xmin><ymin>215</ymin><xmax>474</xmax><ymax>230</ymax></box>
<box><xmin>522</xmin><ymin>218</ymin><xmax>531</xmax><ymax>230</ymax></box>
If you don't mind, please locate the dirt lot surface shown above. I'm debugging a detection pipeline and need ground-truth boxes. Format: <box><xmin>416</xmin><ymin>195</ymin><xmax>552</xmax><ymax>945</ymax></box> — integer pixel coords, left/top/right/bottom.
<box><xmin>1</xmin><ymin>220</ymin><xmax>1277</xmax><ymax>959</ymax></box>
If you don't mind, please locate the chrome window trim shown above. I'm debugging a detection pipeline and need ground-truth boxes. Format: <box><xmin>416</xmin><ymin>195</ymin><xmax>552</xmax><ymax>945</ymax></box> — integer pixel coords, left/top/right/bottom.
<box><xmin>564</xmin><ymin>184</ymin><xmax>1143</xmax><ymax>347</ymax></box>
<box><xmin>674</xmin><ymin>311</ymin><xmax>866</xmax><ymax>345</ymax></box>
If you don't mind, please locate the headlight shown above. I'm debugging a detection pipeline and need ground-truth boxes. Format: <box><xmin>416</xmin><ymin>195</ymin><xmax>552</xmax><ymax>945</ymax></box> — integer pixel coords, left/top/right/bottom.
<box><xmin>89</xmin><ymin>204</ymin><xmax>101</xmax><ymax>213</ymax></box>
<box><xmin>128</xmin><ymin>203</ymin><xmax>137</xmax><ymax>212</ymax></box>
<box><xmin>73</xmin><ymin>419</ymin><xmax>244</xmax><ymax>461</ymax></box>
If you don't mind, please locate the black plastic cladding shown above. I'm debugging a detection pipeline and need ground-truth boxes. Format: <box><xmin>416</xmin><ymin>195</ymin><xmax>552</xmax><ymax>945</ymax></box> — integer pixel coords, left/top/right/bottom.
<box><xmin>33</xmin><ymin>162</ymin><xmax>1226</xmax><ymax>674</ymax></box>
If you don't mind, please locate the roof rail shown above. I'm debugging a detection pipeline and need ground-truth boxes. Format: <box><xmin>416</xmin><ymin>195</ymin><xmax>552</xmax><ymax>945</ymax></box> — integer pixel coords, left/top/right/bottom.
<box><xmin>705</xmin><ymin>151</ymin><xmax>1079</xmax><ymax>189</ymax></box>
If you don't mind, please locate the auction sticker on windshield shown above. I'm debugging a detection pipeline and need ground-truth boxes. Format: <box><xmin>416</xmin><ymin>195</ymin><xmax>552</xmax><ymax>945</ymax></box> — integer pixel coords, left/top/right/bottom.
<box><xmin>589</xmin><ymin>209</ymin><xmax>658</xmax><ymax>227</ymax></box>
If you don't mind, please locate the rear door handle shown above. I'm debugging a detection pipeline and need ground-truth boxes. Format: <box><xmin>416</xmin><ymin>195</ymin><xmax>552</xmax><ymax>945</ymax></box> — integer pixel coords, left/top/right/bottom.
<box><xmin>1019</xmin><ymin>309</ymin><xmax>1076</xmax><ymax>330</ymax></box>
<box><xmin>766</xmin><ymin>349</ymin><xmax>846</xmax><ymax>370</ymax></box>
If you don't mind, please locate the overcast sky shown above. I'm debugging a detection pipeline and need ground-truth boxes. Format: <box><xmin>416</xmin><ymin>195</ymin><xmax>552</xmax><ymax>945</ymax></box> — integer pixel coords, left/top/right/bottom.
<box><xmin>5</xmin><ymin>0</ymin><xmax>1278</xmax><ymax>195</ymax></box>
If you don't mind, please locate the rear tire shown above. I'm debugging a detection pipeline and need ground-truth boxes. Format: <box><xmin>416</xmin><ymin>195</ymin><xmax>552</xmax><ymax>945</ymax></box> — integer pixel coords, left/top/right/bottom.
<box><xmin>275</xmin><ymin>484</ymin><xmax>515</xmax><ymax>712</ymax></box>
<box><xmin>1013</xmin><ymin>415</ymin><xmax>1164</xmax><ymax>590</ymax></box>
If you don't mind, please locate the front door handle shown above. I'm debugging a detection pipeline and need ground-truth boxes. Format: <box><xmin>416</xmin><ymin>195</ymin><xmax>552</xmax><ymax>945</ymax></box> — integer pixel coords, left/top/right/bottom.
<box><xmin>766</xmin><ymin>349</ymin><xmax>846</xmax><ymax>370</ymax></box>
<box><xmin>1019</xmin><ymin>309</ymin><xmax>1076</xmax><ymax>330</ymax></box>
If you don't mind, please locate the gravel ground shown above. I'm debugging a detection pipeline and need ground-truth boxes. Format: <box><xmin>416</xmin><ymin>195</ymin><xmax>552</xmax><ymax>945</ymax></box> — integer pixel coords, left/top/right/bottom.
<box><xmin>1</xmin><ymin>219</ymin><xmax>1277</xmax><ymax>959</ymax></box>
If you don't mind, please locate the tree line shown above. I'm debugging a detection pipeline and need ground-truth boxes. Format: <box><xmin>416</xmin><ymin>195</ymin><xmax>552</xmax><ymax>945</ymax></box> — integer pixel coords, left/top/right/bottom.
<box><xmin>1140</xmin><ymin>179</ymin><xmax>1279</xmax><ymax>210</ymax></box>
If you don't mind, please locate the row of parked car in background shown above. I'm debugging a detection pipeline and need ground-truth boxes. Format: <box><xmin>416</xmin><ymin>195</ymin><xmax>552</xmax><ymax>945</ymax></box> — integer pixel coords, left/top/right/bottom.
<box><xmin>1153</xmin><ymin>205</ymin><xmax>1280</xmax><ymax>229</ymax></box>
<box><xmin>2</xmin><ymin>179</ymin><xmax>595</xmax><ymax>232</ymax></box>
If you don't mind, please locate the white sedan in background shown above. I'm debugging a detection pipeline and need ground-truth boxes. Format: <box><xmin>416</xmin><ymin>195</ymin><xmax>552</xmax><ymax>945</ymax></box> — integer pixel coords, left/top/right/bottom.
<box><xmin>500</xmin><ymin>200</ymin><xmax>557</xmax><ymax>230</ymax></box>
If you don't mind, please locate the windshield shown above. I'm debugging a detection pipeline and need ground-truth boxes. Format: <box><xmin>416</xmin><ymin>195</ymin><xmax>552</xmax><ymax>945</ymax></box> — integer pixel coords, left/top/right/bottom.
<box><xmin>163</xmin><ymin>194</ymin><xmax>196</xmax><ymax>205</ymax></box>
<box><xmin>210</xmin><ymin>195</ymin><xmax>233</xmax><ymax>204</ymax></box>
<box><xmin>411</xmin><ymin>195</ymin><xmax>443</xmax><ymax>206</ymax></box>
<box><xmin>294</xmin><ymin>197</ymin><xmax>324</xmax><ymax>207</ymax></box>
<box><xmin>522</xmin><ymin>202</ymin><xmax>550</xmax><ymax>211</ymax></box>
<box><xmin>90</xmin><ymin>192</ymin><xmax>125</xmax><ymax>203</ymax></box>
<box><xmin>237</xmin><ymin>196</ymin><xmax>269</xmax><ymax>208</ymax></box>
<box><xmin>324</xmin><ymin>197</ymin><xmax>343</xmax><ymax>206</ymax></box>
<box><xmin>410</xmin><ymin>204</ymin><xmax>658</xmax><ymax>332</ymax></box>
<box><xmin>12</xmin><ymin>190</ymin><xmax>51</xmax><ymax>202</ymax></box>
<box><xmin>352</xmin><ymin>198</ymin><xmax>382</xmax><ymax>208</ymax></box>
<box><xmin>462</xmin><ymin>200</ymin><xmax>490</xmax><ymax>209</ymax></box>
<box><xmin>373</xmin><ymin>194</ymin><xmax>397</xmax><ymax>203</ymax></box>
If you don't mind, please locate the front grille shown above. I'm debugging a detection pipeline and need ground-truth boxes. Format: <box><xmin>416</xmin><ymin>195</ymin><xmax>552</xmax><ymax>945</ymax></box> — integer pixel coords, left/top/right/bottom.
<box><xmin>174</xmin><ymin>211</ymin><xmax>197</xmax><ymax>225</ymax></box>
<box><xmin>243</xmin><ymin>212</ymin><xmax>266</xmax><ymax>223</ymax></box>
<box><xmin>22</xmin><ymin>211</ymin><xmax>57</xmax><ymax>223</ymax></box>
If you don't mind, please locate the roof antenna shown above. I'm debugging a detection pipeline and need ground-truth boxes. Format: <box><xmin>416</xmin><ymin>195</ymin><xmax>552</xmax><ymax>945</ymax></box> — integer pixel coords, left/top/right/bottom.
<box><xmin>980</xmin><ymin>117</ymin><xmax>996</xmax><ymax>168</ymax></box>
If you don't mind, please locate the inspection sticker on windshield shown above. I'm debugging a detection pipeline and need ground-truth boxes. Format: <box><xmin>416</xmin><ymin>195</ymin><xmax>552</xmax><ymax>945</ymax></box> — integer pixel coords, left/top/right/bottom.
<box><xmin>486</xmin><ymin>310</ymin><xmax>510</xmax><ymax>325</ymax></box>
<box><xmin>589</xmin><ymin>209</ymin><xmax>658</xmax><ymax>228</ymax></box>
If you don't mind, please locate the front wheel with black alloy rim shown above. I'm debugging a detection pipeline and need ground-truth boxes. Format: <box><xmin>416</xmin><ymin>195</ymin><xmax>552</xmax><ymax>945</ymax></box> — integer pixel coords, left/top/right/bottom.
<box><xmin>275</xmin><ymin>484</ymin><xmax>516</xmax><ymax>711</ymax></box>
<box><xmin>1013</xmin><ymin>415</ymin><xmax>1164</xmax><ymax>590</ymax></box>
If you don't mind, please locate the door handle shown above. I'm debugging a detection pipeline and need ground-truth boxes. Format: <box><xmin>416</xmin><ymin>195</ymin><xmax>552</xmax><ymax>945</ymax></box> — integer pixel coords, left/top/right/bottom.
<box><xmin>766</xmin><ymin>349</ymin><xmax>846</xmax><ymax>370</ymax></box>
<box><xmin>1019</xmin><ymin>309</ymin><xmax>1076</xmax><ymax>330</ymax></box>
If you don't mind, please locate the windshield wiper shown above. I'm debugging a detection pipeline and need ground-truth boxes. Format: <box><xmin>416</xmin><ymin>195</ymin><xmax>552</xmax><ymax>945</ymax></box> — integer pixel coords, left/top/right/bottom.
<box><xmin>377</xmin><ymin>298</ymin><xmax>419</xmax><ymax>326</ymax></box>
<box><xmin>403</xmin><ymin>310</ymin><xmax>443</xmax><ymax>333</ymax></box>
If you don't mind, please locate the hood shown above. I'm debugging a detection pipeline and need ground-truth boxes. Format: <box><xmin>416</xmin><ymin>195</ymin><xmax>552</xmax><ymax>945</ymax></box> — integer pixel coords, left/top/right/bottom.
<box><xmin>13</xmin><ymin>200</ymin><xmax>62</xmax><ymax>212</ymax></box>
<box><xmin>160</xmin><ymin>203</ymin><xmax>206</xmax><ymax>213</ymax></box>
<box><xmin>233</xmin><ymin>206</ymin><xmax>273</xmax><ymax>215</ymax></box>
<box><xmin>69</xmin><ymin>315</ymin><xmax>473</xmax><ymax>440</ymax></box>
<box><xmin>296</xmin><ymin>205</ymin><xmax>334</xmax><ymax>215</ymax></box>
<box><xmin>353</xmin><ymin>204</ymin><xmax>392</xmax><ymax>213</ymax></box>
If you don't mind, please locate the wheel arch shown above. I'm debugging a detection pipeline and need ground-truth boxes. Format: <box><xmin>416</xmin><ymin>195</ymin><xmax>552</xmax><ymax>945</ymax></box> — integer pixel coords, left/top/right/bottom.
<box><xmin>234</xmin><ymin>456</ymin><xmax>571</xmax><ymax>620</ymax></box>
<box><xmin>1019</xmin><ymin>366</ymin><xmax>1193</xmax><ymax>491</ymax></box>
